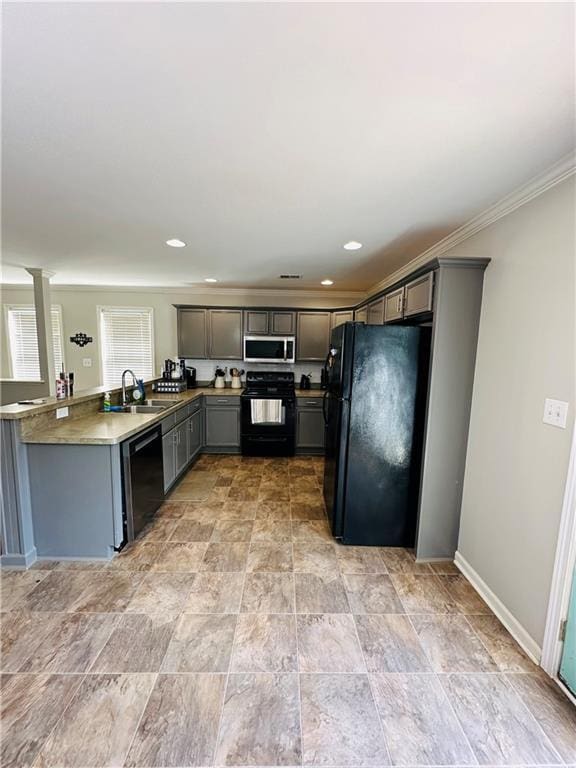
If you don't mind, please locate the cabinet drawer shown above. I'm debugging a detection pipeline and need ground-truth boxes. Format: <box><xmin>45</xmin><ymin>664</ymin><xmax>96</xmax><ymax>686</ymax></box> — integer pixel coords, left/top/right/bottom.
<box><xmin>187</xmin><ymin>398</ymin><xmax>202</xmax><ymax>417</ymax></box>
<box><xmin>173</xmin><ymin>404</ymin><xmax>189</xmax><ymax>425</ymax></box>
<box><xmin>297</xmin><ymin>397</ymin><xmax>323</xmax><ymax>408</ymax></box>
<box><xmin>205</xmin><ymin>396</ymin><xmax>241</xmax><ymax>407</ymax></box>
<box><xmin>161</xmin><ymin>413</ymin><xmax>176</xmax><ymax>434</ymax></box>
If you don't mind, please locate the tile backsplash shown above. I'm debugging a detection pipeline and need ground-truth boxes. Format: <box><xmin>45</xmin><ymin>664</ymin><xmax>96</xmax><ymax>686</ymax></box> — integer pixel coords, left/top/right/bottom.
<box><xmin>182</xmin><ymin>359</ymin><xmax>323</xmax><ymax>386</ymax></box>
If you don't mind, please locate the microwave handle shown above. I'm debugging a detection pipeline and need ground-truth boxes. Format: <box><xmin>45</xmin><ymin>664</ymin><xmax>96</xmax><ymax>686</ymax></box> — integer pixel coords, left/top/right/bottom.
<box><xmin>283</xmin><ymin>339</ymin><xmax>287</xmax><ymax>361</ymax></box>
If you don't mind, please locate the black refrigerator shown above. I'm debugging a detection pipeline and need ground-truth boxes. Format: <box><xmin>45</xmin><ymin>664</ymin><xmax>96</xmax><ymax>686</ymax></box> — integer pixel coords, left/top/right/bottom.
<box><xmin>322</xmin><ymin>322</ymin><xmax>430</xmax><ymax>546</ymax></box>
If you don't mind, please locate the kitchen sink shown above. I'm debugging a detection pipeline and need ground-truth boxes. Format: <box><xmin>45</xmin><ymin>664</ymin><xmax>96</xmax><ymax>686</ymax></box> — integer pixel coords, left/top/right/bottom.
<box><xmin>143</xmin><ymin>399</ymin><xmax>180</xmax><ymax>407</ymax></box>
<box><xmin>100</xmin><ymin>404</ymin><xmax>168</xmax><ymax>414</ymax></box>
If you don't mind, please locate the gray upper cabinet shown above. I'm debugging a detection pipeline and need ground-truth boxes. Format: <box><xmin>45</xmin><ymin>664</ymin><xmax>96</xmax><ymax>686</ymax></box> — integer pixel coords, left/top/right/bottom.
<box><xmin>367</xmin><ymin>298</ymin><xmax>385</xmax><ymax>325</ymax></box>
<box><xmin>244</xmin><ymin>310</ymin><xmax>269</xmax><ymax>335</ymax></box>
<box><xmin>355</xmin><ymin>306</ymin><xmax>368</xmax><ymax>323</ymax></box>
<box><xmin>177</xmin><ymin>308</ymin><xmax>207</xmax><ymax>358</ymax></box>
<box><xmin>297</xmin><ymin>312</ymin><xmax>331</xmax><ymax>361</ymax></box>
<box><xmin>384</xmin><ymin>288</ymin><xmax>404</xmax><ymax>323</ymax></box>
<box><xmin>208</xmin><ymin>309</ymin><xmax>243</xmax><ymax>359</ymax></box>
<box><xmin>331</xmin><ymin>310</ymin><xmax>354</xmax><ymax>328</ymax></box>
<box><xmin>270</xmin><ymin>311</ymin><xmax>296</xmax><ymax>335</ymax></box>
<box><xmin>404</xmin><ymin>272</ymin><xmax>434</xmax><ymax>317</ymax></box>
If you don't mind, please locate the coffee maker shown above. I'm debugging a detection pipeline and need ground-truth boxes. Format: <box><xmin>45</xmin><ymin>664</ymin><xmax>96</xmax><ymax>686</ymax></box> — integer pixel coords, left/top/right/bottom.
<box><xmin>185</xmin><ymin>366</ymin><xmax>197</xmax><ymax>389</ymax></box>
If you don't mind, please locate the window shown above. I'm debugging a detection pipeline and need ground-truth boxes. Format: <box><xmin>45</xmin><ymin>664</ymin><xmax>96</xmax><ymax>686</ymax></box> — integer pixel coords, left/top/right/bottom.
<box><xmin>6</xmin><ymin>305</ymin><xmax>65</xmax><ymax>380</ymax></box>
<box><xmin>98</xmin><ymin>306</ymin><xmax>155</xmax><ymax>388</ymax></box>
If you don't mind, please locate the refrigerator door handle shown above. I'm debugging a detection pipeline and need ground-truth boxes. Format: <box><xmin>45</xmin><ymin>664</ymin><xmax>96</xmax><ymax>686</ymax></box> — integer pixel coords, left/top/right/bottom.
<box><xmin>322</xmin><ymin>390</ymin><xmax>330</xmax><ymax>425</ymax></box>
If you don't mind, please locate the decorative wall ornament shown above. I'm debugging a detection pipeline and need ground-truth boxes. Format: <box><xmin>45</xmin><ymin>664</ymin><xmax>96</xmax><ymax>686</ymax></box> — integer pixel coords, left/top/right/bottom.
<box><xmin>70</xmin><ymin>332</ymin><xmax>93</xmax><ymax>347</ymax></box>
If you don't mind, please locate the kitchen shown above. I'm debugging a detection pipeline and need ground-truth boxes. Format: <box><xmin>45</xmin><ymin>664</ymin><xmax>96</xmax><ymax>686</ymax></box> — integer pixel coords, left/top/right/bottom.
<box><xmin>1</xmin><ymin>3</ymin><xmax>575</xmax><ymax>767</ymax></box>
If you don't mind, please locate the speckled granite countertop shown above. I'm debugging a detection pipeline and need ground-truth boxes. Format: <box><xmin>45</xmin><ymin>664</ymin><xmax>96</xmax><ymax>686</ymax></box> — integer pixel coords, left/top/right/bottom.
<box><xmin>18</xmin><ymin>387</ymin><xmax>326</xmax><ymax>446</ymax></box>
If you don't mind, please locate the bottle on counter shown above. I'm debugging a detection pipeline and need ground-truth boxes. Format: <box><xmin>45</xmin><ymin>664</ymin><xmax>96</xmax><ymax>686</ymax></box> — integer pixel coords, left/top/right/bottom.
<box><xmin>103</xmin><ymin>392</ymin><xmax>111</xmax><ymax>412</ymax></box>
<box><xmin>68</xmin><ymin>372</ymin><xmax>74</xmax><ymax>397</ymax></box>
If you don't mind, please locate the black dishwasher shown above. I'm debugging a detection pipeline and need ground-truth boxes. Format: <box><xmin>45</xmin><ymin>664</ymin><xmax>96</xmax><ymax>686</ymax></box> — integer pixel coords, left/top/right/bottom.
<box><xmin>121</xmin><ymin>425</ymin><xmax>164</xmax><ymax>543</ymax></box>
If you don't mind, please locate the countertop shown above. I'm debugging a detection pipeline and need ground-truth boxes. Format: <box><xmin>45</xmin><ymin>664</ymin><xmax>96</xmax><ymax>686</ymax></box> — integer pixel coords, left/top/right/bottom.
<box><xmin>19</xmin><ymin>387</ymin><xmax>325</xmax><ymax>446</ymax></box>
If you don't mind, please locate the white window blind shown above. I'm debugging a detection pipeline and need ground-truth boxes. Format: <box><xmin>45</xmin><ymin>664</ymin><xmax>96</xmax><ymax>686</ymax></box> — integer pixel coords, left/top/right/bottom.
<box><xmin>99</xmin><ymin>307</ymin><xmax>155</xmax><ymax>388</ymax></box>
<box><xmin>6</xmin><ymin>306</ymin><xmax>64</xmax><ymax>380</ymax></box>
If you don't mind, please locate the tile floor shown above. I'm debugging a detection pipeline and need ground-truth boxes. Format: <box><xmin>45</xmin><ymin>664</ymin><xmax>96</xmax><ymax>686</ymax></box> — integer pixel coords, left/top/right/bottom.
<box><xmin>1</xmin><ymin>454</ymin><xmax>575</xmax><ymax>768</ymax></box>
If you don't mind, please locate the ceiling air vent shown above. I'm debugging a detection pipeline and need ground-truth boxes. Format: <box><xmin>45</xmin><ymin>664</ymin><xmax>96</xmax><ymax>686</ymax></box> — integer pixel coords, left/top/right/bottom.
<box><xmin>279</xmin><ymin>274</ymin><xmax>302</xmax><ymax>279</ymax></box>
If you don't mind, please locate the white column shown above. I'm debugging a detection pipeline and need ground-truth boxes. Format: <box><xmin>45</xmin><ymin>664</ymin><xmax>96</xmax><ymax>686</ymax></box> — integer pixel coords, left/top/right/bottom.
<box><xmin>25</xmin><ymin>268</ymin><xmax>56</xmax><ymax>396</ymax></box>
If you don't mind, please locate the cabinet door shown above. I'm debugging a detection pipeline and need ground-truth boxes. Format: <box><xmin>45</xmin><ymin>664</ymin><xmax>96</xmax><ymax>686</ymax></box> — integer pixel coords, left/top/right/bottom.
<box><xmin>205</xmin><ymin>406</ymin><xmax>240</xmax><ymax>447</ymax></box>
<box><xmin>296</xmin><ymin>312</ymin><xmax>331</xmax><ymax>361</ymax></box>
<box><xmin>208</xmin><ymin>310</ymin><xmax>243</xmax><ymax>359</ymax></box>
<box><xmin>244</xmin><ymin>310</ymin><xmax>269</xmax><ymax>335</ymax></box>
<box><xmin>297</xmin><ymin>409</ymin><xmax>325</xmax><ymax>450</ymax></box>
<box><xmin>404</xmin><ymin>272</ymin><xmax>434</xmax><ymax>317</ymax></box>
<box><xmin>354</xmin><ymin>306</ymin><xmax>368</xmax><ymax>323</ymax></box>
<box><xmin>162</xmin><ymin>431</ymin><xmax>176</xmax><ymax>492</ymax></box>
<box><xmin>367</xmin><ymin>298</ymin><xmax>385</xmax><ymax>325</ymax></box>
<box><xmin>331</xmin><ymin>310</ymin><xmax>354</xmax><ymax>329</ymax></box>
<box><xmin>187</xmin><ymin>409</ymin><xmax>202</xmax><ymax>461</ymax></box>
<box><xmin>177</xmin><ymin>309</ymin><xmax>207</xmax><ymax>358</ymax></box>
<box><xmin>175</xmin><ymin>421</ymin><xmax>189</xmax><ymax>475</ymax></box>
<box><xmin>270</xmin><ymin>311</ymin><xmax>296</xmax><ymax>335</ymax></box>
<box><xmin>384</xmin><ymin>289</ymin><xmax>404</xmax><ymax>323</ymax></box>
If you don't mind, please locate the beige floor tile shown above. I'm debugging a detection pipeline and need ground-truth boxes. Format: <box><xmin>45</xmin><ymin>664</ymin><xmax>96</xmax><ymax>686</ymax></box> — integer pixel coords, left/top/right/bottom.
<box><xmin>126</xmin><ymin>673</ymin><xmax>226</xmax><ymax>767</ymax></box>
<box><xmin>429</xmin><ymin>560</ymin><xmax>460</xmax><ymax>575</ymax></box>
<box><xmin>343</xmin><ymin>574</ymin><xmax>404</xmax><ymax>614</ymax></box>
<box><xmin>291</xmin><ymin>520</ymin><xmax>331</xmax><ymax>543</ymax></box>
<box><xmin>169</xmin><ymin>519</ymin><xmax>215</xmax><ymax>542</ymax></box>
<box><xmin>90</xmin><ymin>612</ymin><xmax>177</xmax><ymax>672</ymax></box>
<box><xmin>211</xmin><ymin>520</ymin><xmax>254</xmax><ymax>542</ymax></box>
<box><xmin>441</xmin><ymin>673</ymin><xmax>562</xmax><ymax>765</ymax></box>
<box><xmin>410</xmin><ymin>614</ymin><xmax>498</xmax><ymax>673</ymax></box>
<box><xmin>215</xmin><ymin>673</ymin><xmax>301</xmax><ymax>766</ymax></box>
<box><xmin>389</xmin><ymin>573</ymin><xmax>458</xmax><ymax>614</ymax></box>
<box><xmin>293</xmin><ymin>541</ymin><xmax>339</xmax><ymax>575</ymax></box>
<box><xmin>354</xmin><ymin>614</ymin><xmax>431</xmax><ymax>673</ymax></box>
<box><xmin>228</xmin><ymin>486</ymin><xmax>260</xmax><ymax>501</ymax></box>
<box><xmin>201</xmin><ymin>542</ymin><xmax>249</xmax><ymax>571</ymax></box>
<box><xmin>181</xmin><ymin>501</ymin><xmax>225</xmax><ymax>521</ymax></box>
<box><xmin>241</xmin><ymin>573</ymin><xmax>295</xmax><ymax>613</ymax></box>
<box><xmin>371</xmin><ymin>673</ymin><xmax>475</xmax><ymax>766</ymax></box>
<box><xmin>36</xmin><ymin>673</ymin><xmax>155</xmax><ymax>768</ymax></box>
<box><xmin>107</xmin><ymin>542</ymin><xmax>165</xmax><ymax>571</ymax></box>
<box><xmin>437</xmin><ymin>574</ymin><xmax>492</xmax><ymax>614</ymax></box>
<box><xmin>0</xmin><ymin>673</ymin><xmax>84</xmax><ymax>768</ymax></box>
<box><xmin>70</xmin><ymin>572</ymin><xmax>145</xmax><ymax>612</ymax></box>
<box><xmin>184</xmin><ymin>572</ymin><xmax>244</xmax><ymax>613</ymax></box>
<box><xmin>335</xmin><ymin>545</ymin><xmax>388</xmax><ymax>574</ymax></box>
<box><xmin>379</xmin><ymin>547</ymin><xmax>433</xmax><ymax>574</ymax></box>
<box><xmin>507</xmin><ymin>672</ymin><xmax>576</xmax><ymax>763</ymax></box>
<box><xmin>134</xmin><ymin>518</ymin><xmax>178</xmax><ymax>542</ymax></box>
<box><xmin>467</xmin><ymin>614</ymin><xmax>537</xmax><ymax>672</ymax></box>
<box><xmin>297</xmin><ymin>614</ymin><xmax>365</xmax><ymax>673</ymax></box>
<box><xmin>300</xmin><ymin>673</ymin><xmax>389</xmax><ymax>766</ymax></box>
<box><xmin>18</xmin><ymin>571</ymin><xmax>94</xmax><ymax>612</ymax></box>
<box><xmin>126</xmin><ymin>573</ymin><xmax>195</xmax><ymax>613</ymax></box>
<box><xmin>294</xmin><ymin>573</ymin><xmax>350</xmax><ymax>613</ymax></box>
<box><xmin>254</xmin><ymin>501</ymin><xmax>291</xmax><ymax>520</ymax></box>
<box><xmin>19</xmin><ymin>612</ymin><xmax>119</xmax><ymax>673</ymax></box>
<box><xmin>247</xmin><ymin>542</ymin><xmax>294</xmax><ymax>572</ymax></box>
<box><xmin>1</xmin><ymin>611</ymin><xmax>61</xmax><ymax>672</ymax></box>
<box><xmin>161</xmin><ymin>613</ymin><xmax>237</xmax><ymax>672</ymax></box>
<box><xmin>259</xmin><ymin>487</ymin><xmax>290</xmax><ymax>502</ymax></box>
<box><xmin>231</xmin><ymin>613</ymin><xmax>298</xmax><ymax>673</ymax></box>
<box><xmin>290</xmin><ymin>501</ymin><xmax>326</xmax><ymax>521</ymax></box>
<box><xmin>219</xmin><ymin>502</ymin><xmax>259</xmax><ymax>520</ymax></box>
<box><xmin>251</xmin><ymin>519</ymin><xmax>292</xmax><ymax>543</ymax></box>
<box><xmin>151</xmin><ymin>542</ymin><xmax>208</xmax><ymax>572</ymax></box>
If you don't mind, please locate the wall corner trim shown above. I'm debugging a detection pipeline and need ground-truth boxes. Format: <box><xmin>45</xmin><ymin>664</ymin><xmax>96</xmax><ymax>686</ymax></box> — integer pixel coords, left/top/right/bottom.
<box><xmin>367</xmin><ymin>151</ymin><xmax>576</xmax><ymax>298</ymax></box>
<box><xmin>454</xmin><ymin>550</ymin><xmax>542</xmax><ymax>665</ymax></box>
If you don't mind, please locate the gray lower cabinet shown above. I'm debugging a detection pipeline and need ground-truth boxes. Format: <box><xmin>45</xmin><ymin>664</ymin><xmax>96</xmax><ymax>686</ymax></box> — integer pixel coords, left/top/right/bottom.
<box><xmin>331</xmin><ymin>310</ymin><xmax>354</xmax><ymax>328</ymax></box>
<box><xmin>177</xmin><ymin>308</ymin><xmax>207</xmax><ymax>358</ymax></box>
<box><xmin>175</xmin><ymin>420</ymin><xmax>188</xmax><ymax>475</ymax></box>
<box><xmin>367</xmin><ymin>298</ymin><xmax>385</xmax><ymax>325</ymax></box>
<box><xmin>296</xmin><ymin>312</ymin><xmax>331</xmax><ymax>361</ymax></box>
<box><xmin>187</xmin><ymin>409</ymin><xmax>202</xmax><ymax>460</ymax></box>
<box><xmin>296</xmin><ymin>402</ymin><xmax>325</xmax><ymax>453</ymax></box>
<box><xmin>205</xmin><ymin>403</ymin><xmax>241</xmax><ymax>451</ymax></box>
<box><xmin>384</xmin><ymin>288</ymin><xmax>405</xmax><ymax>322</ymax></box>
<box><xmin>162</xmin><ymin>430</ymin><xmax>177</xmax><ymax>491</ymax></box>
<box><xmin>208</xmin><ymin>309</ymin><xmax>243</xmax><ymax>359</ymax></box>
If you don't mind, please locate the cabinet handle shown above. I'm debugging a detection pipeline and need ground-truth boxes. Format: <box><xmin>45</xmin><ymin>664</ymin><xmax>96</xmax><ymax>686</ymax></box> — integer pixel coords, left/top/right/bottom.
<box><xmin>397</xmin><ymin>294</ymin><xmax>402</xmax><ymax>313</ymax></box>
<box><xmin>217</xmin><ymin>398</ymin><xmax>228</xmax><ymax>403</ymax></box>
<box><xmin>305</xmin><ymin>401</ymin><xmax>318</xmax><ymax>406</ymax></box>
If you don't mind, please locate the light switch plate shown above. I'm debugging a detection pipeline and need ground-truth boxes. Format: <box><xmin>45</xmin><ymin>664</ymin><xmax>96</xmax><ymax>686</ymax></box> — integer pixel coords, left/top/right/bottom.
<box><xmin>82</xmin><ymin>358</ymin><xmax>92</xmax><ymax>367</ymax></box>
<box><xmin>56</xmin><ymin>407</ymin><xmax>69</xmax><ymax>419</ymax></box>
<box><xmin>543</xmin><ymin>398</ymin><xmax>569</xmax><ymax>429</ymax></box>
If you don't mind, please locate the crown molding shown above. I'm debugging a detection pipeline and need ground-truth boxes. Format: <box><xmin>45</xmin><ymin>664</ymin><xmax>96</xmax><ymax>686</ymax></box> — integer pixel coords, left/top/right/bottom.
<box><xmin>366</xmin><ymin>150</ymin><xmax>576</xmax><ymax>297</ymax></box>
<box><xmin>0</xmin><ymin>282</ymin><xmax>366</xmax><ymax>301</ymax></box>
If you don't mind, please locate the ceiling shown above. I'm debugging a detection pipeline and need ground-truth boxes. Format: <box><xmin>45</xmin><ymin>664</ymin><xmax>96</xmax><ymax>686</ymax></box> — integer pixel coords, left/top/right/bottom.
<box><xmin>2</xmin><ymin>2</ymin><xmax>574</xmax><ymax>290</ymax></box>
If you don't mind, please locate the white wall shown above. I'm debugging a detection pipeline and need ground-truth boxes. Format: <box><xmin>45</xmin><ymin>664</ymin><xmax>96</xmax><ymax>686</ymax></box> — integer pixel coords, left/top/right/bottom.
<box><xmin>0</xmin><ymin>286</ymin><xmax>351</xmax><ymax>391</ymax></box>
<box><xmin>450</xmin><ymin>177</ymin><xmax>575</xmax><ymax>649</ymax></box>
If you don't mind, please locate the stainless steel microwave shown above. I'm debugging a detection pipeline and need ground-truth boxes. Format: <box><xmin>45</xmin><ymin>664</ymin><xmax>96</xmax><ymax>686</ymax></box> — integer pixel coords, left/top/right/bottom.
<box><xmin>243</xmin><ymin>335</ymin><xmax>295</xmax><ymax>364</ymax></box>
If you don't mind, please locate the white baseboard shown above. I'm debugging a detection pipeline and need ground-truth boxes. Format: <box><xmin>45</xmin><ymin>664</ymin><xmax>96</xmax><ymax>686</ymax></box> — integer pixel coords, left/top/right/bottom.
<box><xmin>454</xmin><ymin>550</ymin><xmax>542</xmax><ymax>664</ymax></box>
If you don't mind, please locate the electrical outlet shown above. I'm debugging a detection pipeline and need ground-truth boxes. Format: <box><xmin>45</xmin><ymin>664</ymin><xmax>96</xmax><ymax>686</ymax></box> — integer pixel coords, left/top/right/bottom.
<box><xmin>56</xmin><ymin>407</ymin><xmax>69</xmax><ymax>419</ymax></box>
<box><xmin>543</xmin><ymin>398</ymin><xmax>569</xmax><ymax>429</ymax></box>
<box><xmin>82</xmin><ymin>358</ymin><xmax>92</xmax><ymax>367</ymax></box>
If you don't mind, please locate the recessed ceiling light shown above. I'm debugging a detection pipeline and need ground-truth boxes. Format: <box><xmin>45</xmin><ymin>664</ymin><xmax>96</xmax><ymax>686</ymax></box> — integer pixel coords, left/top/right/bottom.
<box><xmin>343</xmin><ymin>240</ymin><xmax>362</xmax><ymax>251</ymax></box>
<box><xmin>205</xmin><ymin>278</ymin><xmax>218</xmax><ymax>283</ymax></box>
<box><xmin>321</xmin><ymin>279</ymin><xmax>334</xmax><ymax>286</ymax></box>
<box><xmin>165</xmin><ymin>238</ymin><xmax>186</xmax><ymax>248</ymax></box>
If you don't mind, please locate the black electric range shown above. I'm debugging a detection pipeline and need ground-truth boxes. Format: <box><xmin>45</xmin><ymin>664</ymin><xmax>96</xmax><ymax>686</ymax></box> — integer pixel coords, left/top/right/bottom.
<box><xmin>240</xmin><ymin>371</ymin><xmax>296</xmax><ymax>456</ymax></box>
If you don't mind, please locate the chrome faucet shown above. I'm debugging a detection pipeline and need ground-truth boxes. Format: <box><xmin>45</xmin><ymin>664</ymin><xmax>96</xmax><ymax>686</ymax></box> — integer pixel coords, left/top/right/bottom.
<box><xmin>121</xmin><ymin>369</ymin><xmax>138</xmax><ymax>406</ymax></box>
